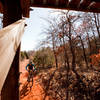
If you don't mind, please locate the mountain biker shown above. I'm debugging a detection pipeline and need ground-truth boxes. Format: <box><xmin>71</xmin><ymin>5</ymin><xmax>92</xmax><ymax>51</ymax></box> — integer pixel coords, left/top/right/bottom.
<box><xmin>25</xmin><ymin>61</ymin><xmax>36</xmax><ymax>82</ymax></box>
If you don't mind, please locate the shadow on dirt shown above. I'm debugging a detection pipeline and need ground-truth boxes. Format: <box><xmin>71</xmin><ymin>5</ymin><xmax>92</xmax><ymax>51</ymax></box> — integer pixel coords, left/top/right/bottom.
<box><xmin>20</xmin><ymin>81</ymin><xmax>32</xmax><ymax>99</ymax></box>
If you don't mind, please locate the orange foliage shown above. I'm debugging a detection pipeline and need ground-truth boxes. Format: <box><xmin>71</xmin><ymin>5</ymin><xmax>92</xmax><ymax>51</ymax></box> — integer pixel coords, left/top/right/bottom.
<box><xmin>90</xmin><ymin>50</ymin><xmax>100</xmax><ymax>66</ymax></box>
<box><xmin>55</xmin><ymin>46</ymin><xmax>64</xmax><ymax>56</ymax></box>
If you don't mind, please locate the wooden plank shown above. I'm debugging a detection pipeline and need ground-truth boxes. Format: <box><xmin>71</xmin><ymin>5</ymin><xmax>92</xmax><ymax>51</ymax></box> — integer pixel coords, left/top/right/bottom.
<box><xmin>0</xmin><ymin>2</ymin><xmax>3</xmax><ymax>13</ymax></box>
<box><xmin>21</xmin><ymin>0</ymin><xmax>30</xmax><ymax>17</ymax></box>
<box><xmin>0</xmin><ymin>0</ymin><xmax>30</xmax><ymax>18</ymax></box>
<box><xmin>1</xmin><ymin>45</ymin><xmax>21</xmax><ymax>100</ymax></box>
<box><xmin>88</xmin><ymin>2</ymin><xmax>100</xmax><ymax>9</ymax></box>
<box><xmin>0</xmin><ymin>19</ymin><xmax>25</xmax><ymax>94</ymax></box>
<box><xmin>0</xmin><ymin>0</ymin><xmax>100</xmax><ymax>14</ymax></box>
<box><xmin>31</xmin><ymin>0</ymin><xmax>100</xmax><ymax>13</ymax></box>
<box><xmin>68</xmin><ymin>0</ymin><xmax>80</xmax><ymax>7</ymax></box>
<box><xmin>1</xmin><ymin>0</ymin><xmax>23</xmax><ymax>100</ymax></box>
<box><xmin>59</xmin><ymin>0</ymin><xmax>68</xmax><ymax>7</ymax></box>
<box><xmin>31</xmin><ymin>0</ymin><xmax>69</xmax><ymax>7</ymax></box>
<box><xmin>47</xmin><ymin>0</ymin><xmax>57</xmax><ymax>6</ymax></box>
<box><xmin>79</xmin><ymin>0</ymin><xmax>91</xmax><ymax>8</ymax></box>
<box><xmin>32</xmin><ymin>0</ymin><xmax>43</xmax><ymax>5</ymax></box>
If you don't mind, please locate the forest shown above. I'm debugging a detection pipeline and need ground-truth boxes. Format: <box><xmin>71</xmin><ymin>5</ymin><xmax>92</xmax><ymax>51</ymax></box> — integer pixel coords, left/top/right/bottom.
<box><xmin>21</xmin><ymin>11</ymin><xmax>100</xmax><ymax>100</ymax></box>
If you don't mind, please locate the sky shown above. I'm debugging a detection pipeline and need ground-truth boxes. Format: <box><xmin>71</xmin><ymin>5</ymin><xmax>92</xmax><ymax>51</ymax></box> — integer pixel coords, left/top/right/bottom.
<box><xmin>21</xmin><ymin>7</ymin><xmax>59</xmax><ymax>51</ymax></box>
<box><xmin>0</xmin><ymin>7</ymin><xmax>65</xmax><ymax>51</ymax></box>
<box><xmin>0</xmin><ymin>8</ymin><xmax>79</xmax><ymax>52</ymax></box>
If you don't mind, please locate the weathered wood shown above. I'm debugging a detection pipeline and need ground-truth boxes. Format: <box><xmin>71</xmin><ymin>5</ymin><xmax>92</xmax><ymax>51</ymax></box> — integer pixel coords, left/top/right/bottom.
<box><xmin>0</xmin><ymin>2</ymin><xmax>3</xmax><ymax>13</ymax></box>
<box><xmin>30</xmin><ymin>0</ymin><xmax>100</xmax><ymax>13</ymax></box>
<box><xmin>59</xmin><ymin>0</ymin><xmax>68</xmax><ymax>7</ymax></box>
<box><xmin>3</xmin><ymin>0</ymin><xmax>22</xmax><ymax>27</ymax></box>
<box><xmin>1</xmin><ymin>45</ymin><xmax>21</xmax><ymax>100</ymax></box>
<box><xmin>0</xmin><ymin>0</ymin><xmax>100</xmax><ymax>15</ymax></box>
<box><xmin>0</xmin><ymin>0</ymin><xmax>30</xmax><ymax>18</ymax></box>
<box><xmin>1</xmin><ymin>0</ymin><xmax>23</xmax><ymax>100</ymax></box>
<box><xmin>79</xmin><ymin>0</ymin><xmax>91</xmax><ymax>8</ymax></box>
<box><xmin>0</xmin><ymin>19</ymin><xmax>25</xmax><ymax>93</ymax></box>
<box><xmin>68</xmin><ymin>0</ymin><xmax>80</xmax><ymax>7</ymax></box>
<box><xmin>20</xmin><ymin>0</ymin><xmax>30</xmax><ymax>17</ymax></box>
<box><xmin>88</xmin><ymin>2</ymin><xmax>100</xmax><ymax>9</ymax></box>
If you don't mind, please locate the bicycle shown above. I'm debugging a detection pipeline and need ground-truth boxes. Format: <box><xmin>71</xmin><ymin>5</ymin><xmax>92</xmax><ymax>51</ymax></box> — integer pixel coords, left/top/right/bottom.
<box><xmin>27</xmin><ymin>69</ymin><xmax>34</xmax><ymax>90</ymax></box>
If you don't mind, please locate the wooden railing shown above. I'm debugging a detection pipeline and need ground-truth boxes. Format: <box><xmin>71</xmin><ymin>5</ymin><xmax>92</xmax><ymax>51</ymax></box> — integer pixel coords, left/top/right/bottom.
<box><xmin>0</xmin><ymin>19</ymin><xmax>25</xmax><ymax>92</ymax></box>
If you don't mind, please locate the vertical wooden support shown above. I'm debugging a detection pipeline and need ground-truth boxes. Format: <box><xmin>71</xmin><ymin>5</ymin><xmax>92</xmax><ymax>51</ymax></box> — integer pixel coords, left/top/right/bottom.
<box><xmin>3</xmin><ymin>0</ymin><xmax>22</xmax><ymax>27</ymax></box>
<box><xmin>1</xmin><ymin>0</ymin><xmax>22</xmax><ymax>100</ymax></box>
<box><xmin>1</xmin><ymin>46</ymin><xmax>21</xmax><ymax>100</ymax></box>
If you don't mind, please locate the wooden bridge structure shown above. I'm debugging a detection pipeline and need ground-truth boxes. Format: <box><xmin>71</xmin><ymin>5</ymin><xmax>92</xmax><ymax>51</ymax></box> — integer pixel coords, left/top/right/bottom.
<box><xmin>0</xmin><ymin>0</ymin><xmax>100</xmax><ymax>100</ymax></box>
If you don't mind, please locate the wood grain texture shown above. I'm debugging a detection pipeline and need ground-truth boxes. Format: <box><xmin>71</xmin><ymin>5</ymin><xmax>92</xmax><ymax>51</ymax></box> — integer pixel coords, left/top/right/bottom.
<box><xmin>30</xmin><ymin>0</ymin><xmax>100</xmax><ymax>13</ymax></box>
<box><xmin>0</xmin><ymin>0</ymin><xmax>100</xmax><ymax>15</ymax></box>
<box><xmin>0</xmin><ymin>19</ymin><xmax>25</xmax><ymax>92</ymax></box>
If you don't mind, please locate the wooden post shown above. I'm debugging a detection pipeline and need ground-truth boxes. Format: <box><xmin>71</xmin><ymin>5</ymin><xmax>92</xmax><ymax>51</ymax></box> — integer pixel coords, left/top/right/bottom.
<box><xmin>1</xmin><ymin>0</ymin><xmax>22</xmax><ymax>100</ymax></box>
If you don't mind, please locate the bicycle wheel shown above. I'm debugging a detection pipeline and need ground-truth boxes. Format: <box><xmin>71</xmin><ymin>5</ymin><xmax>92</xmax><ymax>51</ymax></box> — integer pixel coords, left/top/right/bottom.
<box><xmin>27</xmin><ymin>70</ymin><xmax>34</xmax><ymax>90</ymax></box>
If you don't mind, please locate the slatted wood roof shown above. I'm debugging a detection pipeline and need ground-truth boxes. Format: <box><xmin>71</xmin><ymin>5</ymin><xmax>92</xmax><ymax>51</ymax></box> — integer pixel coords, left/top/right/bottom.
<box><xmin>31</xmin><ymin>0</ymin><xmax>100</xmax><ymax>13</ymax></box>
<box><xmin>0</xmin><ymin>0</ymin><xmax>100</xmax><ymax>18</ymax></box>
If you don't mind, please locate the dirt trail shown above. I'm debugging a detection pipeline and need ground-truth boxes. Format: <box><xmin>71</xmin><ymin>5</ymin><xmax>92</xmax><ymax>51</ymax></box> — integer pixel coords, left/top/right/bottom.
<box><xmin>20</xmin><ymin>59</ymin><xmax>49</xmax><ymax>100</ymax></box>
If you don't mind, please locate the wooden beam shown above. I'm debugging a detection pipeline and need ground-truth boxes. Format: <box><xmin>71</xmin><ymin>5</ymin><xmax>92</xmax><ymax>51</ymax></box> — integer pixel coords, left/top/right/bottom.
<box><xmin>31</xmin><ymin>0</ymin><xmax>69</xmax><ymax>8</ymax></box>
<box><xmin>88</xmin><ymin>2</ymin><xmax>100</xmax><ymax>9</ymax></box>
<box><xmin>0</xmin><ymin>19</ymin><xmax>25</xmax><ymax>92</ymax></box>
<box><xmin>68</xmin><ymin>0</ymin><xmax>80</xmax><ymax>7</ymax></box>
<box><xmin>3</xmin><ymin>0</ymin><xmax>22</xmax><ymax>27</ymax></box>
<box><xmin>31</xmin><ymin>0</ymin><xmax>100</xmax><ymax>13</ymax></box>
<box><xmin>59</xmin><ymin>0</ymin><xmax>68</xmax><ymax>7</ymax></box>
<box><xmin>0</xmin><ymin>19</ymin><xmax>25</xmax><ymax>100</ymax></box>
<box><xmin>0</xmin><ymin>0</ymin><xmax>100</xmax><ymax>14</ymax></box>
<box><xmin>20</xmin><ymin>0</ymin><xmax>30</xmax><ymax>17</ymax></box>
<box><xmin>47</xmin><ymin>0</ymin><xmax>58</xmax><ymax>6</ymax></box>
<box><xmin>79</xmin><ymin>0</ymin><xmax>91</xmax><ymax>8</ymax></box>
<box><xmin>0</xmin><ymin>1</ymin><xmax>3</xmax><ymax>13</ymax></box>
<box><xmin>1</xmin><ymin>0</ymin><xmax>23</xmax><ymax>100</ymax></box>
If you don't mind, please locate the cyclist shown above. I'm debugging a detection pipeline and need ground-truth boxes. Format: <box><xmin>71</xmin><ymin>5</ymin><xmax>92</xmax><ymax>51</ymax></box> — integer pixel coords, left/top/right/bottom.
<box><xmin>25</xmin><ymin>61</ymin><xmax>36</xmax><ymax>83</ymax></box>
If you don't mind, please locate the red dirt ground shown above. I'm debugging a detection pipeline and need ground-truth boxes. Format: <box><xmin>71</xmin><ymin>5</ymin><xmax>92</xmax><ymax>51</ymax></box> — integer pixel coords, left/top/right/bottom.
<box><xmin>20</xmin><ymin>59</ymin><xmax>49</xmax><ymax>100</ymax></box>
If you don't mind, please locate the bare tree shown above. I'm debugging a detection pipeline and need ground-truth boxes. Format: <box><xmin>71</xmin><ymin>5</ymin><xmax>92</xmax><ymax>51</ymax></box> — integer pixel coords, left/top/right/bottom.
<box><xmin>93</xmin><ymin>13</ymin><xmax>100</xmax><ymax>39</ymax></box>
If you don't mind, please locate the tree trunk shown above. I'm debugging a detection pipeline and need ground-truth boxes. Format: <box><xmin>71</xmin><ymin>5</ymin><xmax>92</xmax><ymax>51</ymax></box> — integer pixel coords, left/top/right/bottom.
<box><xmin>79</xmin><ymin>36</ymin><xmax>88</xmax><ymax>68</ymax></box>
<box><xmin>93</xmin><ymin>13</ymin><xmax>100</xmax><ymax>39</ymax></box>
<box><xmin>68</xmin><ymin>20</ymin><xmax>76</xmax><ymax>72</ymax></box>
<box><xmin>62</xmin><ymin>36</ymin><xmax>70</xmax><ymax>100</ymax></box>
<box><xmin>92</xmin><ymin>31</ymin><xmax>98</xmax><ymax>53</ymax></box>
<box><xmin>86</xmin><ymin>32</ymin><xmax>92</xmax><ymax>55</ymax></box>
<box><xmin>51</xmin><ymin>32</ymin><xmax>58</xmax><ymax>68</ymax></box>
<box><xmin>86</xmin><ymin>32</ymin><xmax>93</xmax><ymax>68</ymax></box>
